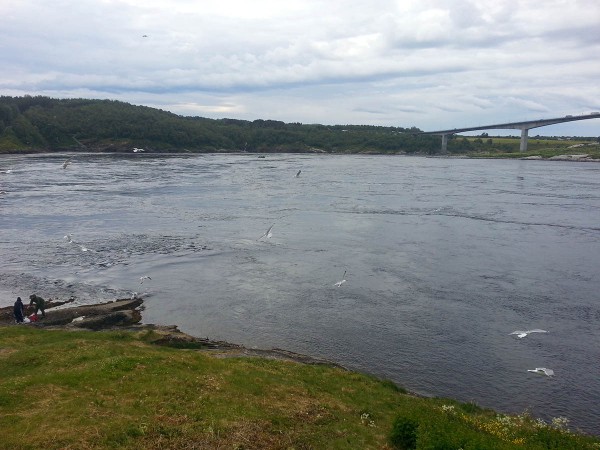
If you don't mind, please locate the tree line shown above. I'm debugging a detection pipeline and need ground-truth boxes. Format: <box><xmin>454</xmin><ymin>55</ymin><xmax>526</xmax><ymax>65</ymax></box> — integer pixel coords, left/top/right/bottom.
<box><xmin>0</xmin><ymin>95</ymin><xmax>441</xmax><ymax>154</ymax></box>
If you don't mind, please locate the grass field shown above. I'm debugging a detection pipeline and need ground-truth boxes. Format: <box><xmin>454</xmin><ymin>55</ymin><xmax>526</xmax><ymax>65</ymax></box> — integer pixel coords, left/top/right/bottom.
<box><xmin>457</xmin><ymin>136</ymin><xmax>600</xmax><ymax>159</ymax></box>
<box><xmin>1</xmin><ymin>327</ymin><xmax>598</xmax><ymax>449</ymax></box>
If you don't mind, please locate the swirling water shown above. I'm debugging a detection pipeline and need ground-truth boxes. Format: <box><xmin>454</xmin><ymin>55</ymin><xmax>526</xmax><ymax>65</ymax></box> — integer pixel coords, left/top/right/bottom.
<box><xmin>1</xmin><ymin>153</ymin><xmax>599</xmax><ymax>434</ymax></box>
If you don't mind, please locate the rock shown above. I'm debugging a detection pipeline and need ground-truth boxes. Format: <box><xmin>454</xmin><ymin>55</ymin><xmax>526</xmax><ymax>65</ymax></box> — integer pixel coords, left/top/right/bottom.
<box><xmin>0</xmin><ymin>298</ymin><xmax>75</xmax><ymax>322</ymax></box>
<box><xmin>0</xmin><ymin>298</ymin><xmax>143</xmax><ymax>328</ymax></box>
<box><xmin>68</xmin><ymin>310</ymin><xmax>142</xmax><ymax>330</ymax></box>
<box><xmin>548</xmin><ymin>154</ymin><xmax>590</xmax><ymax>161</ymax></box>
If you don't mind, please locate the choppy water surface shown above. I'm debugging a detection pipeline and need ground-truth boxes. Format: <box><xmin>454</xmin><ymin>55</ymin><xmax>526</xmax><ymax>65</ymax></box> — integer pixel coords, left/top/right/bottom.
<box><xmin>1</xmin><ymin>153</ymin><xmax>599</xmax><ymax>434</ymax></box>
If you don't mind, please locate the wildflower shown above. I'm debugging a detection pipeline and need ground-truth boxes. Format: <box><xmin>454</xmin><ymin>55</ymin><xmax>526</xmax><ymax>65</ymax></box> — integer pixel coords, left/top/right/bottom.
<box><xmin>551</xmin><ymin>416</ymin><xmax>570</xmax><ymax>432</ymax></box>
<box><xmin>360</xmin><ymin>412</ymin><xmax>375</xmax><ymax>427</ymax></box>
<box><xmin>441</xmin><ymin>404</ymin><xmax>456</xmax><ymax>414</ymax></box>
<box><xmin>534</xmin><ymin>418</ymin><xmax>547</xmax><ymax>428</ymax></box>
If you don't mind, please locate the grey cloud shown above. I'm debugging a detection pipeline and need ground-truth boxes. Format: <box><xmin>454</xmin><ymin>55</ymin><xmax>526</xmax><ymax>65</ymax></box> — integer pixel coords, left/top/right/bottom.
<box><xmin>0</xmin><ymin>0</ymin><xmax>598</xmax><ymax>134</ymax></box>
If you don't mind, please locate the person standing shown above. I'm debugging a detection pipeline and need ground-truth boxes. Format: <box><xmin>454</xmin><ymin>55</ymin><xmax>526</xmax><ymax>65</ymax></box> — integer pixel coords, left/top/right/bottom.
<box><xmin>29</xmin><ymin>294</ymin><xmax>46</xmax><ymax>318</ymax></box>
<box><xmin>13</xmin><ymin>297</ymin><xmax>24</xmax><ymax>323</ymax></box>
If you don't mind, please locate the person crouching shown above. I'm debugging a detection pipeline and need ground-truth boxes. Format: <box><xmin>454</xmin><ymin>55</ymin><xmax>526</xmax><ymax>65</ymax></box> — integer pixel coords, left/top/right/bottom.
<box><xmin>29</xmin><ymin>294</ymin><xmax>46</xmax><ymax>318</ymax></box>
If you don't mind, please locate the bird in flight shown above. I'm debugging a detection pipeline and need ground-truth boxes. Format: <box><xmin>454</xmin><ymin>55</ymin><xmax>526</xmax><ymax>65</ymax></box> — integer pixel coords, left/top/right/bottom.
<box><xmin>258</xmin><ymin>224</ymin><xmax>274</xmax><ymax>240</ymax></box>
<box><xmin>63</xmin><ymin>234</ymin><xmax>93</xmax><ymax>252</ymax></box>
<box><xmin>334</xmin><ymin>270</ymin><xmax>347</xmax><ymax>287</ymax></box>
<box><xmin>510</xmin><ymin>329</ymin><xmax>548</xmax><ymax>339</ymax></box>
<box><xmin>139</xmin><ymin>276</ymin><xmax>152</xmax><ymax>284</ymax></box>
<box><xmin>527</xmin><ymin>367</ymin><xmax>554</xmax><ymax>377</ymax></box>
<box><xmin>295</xmin><ymin>170</ymin><xmax>301</xmax><ymax>177</ymax></box>
<box><xmin>62</xmin><ymin>157</ymin><xmax>72</xmax><ymax>169</ymax></box>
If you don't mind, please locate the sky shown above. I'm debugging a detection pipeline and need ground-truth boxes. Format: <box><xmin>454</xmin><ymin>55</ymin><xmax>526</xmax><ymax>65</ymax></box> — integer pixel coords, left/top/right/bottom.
<box><xmin>1</xmin><ymin>0</ymin><xmax>599</xmax><ymax>136</ymax></box>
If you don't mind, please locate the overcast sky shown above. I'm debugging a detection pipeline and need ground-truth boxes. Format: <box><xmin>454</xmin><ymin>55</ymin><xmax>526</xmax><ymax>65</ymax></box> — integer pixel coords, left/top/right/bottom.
<box><xmin>1</xmin><ymin>0</ymin><xmax>599</xmax><ymax>135</ymax></box>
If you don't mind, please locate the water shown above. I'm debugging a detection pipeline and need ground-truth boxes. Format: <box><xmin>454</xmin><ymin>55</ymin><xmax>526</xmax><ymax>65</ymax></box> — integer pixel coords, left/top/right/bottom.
<box><xmin>1</xmin><ymin>153</ymin><xmax>599</xmax><ymax>435</ymax></box>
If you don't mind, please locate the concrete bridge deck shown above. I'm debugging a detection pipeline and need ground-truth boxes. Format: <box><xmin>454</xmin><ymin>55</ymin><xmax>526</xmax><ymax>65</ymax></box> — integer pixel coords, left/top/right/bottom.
<box><xmin>422</xmin><ymin>113</ymin><xmax>600</xmax><ymax>152</ymax></box>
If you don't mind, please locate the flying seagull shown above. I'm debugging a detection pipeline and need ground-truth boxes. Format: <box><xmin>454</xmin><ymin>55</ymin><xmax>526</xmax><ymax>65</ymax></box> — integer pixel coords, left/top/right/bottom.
<box><xmin>257</xmin><ymin>224</ymin><xmax>274</xmax><ymax>240</ymax></box>
<box><xmin>139</xmin><ymin>276</ymin><xmax>152</xmax><ymax>284</ymax></box>
<box><xmin>334</xmin><ymin>270</ymin><xmax>347</xmax><ymax>287</ymax></box>
<box><xmin>527</xmin><ymin>368</ymin><xmax>554</xmax><ymax>377</ymax></box>
<box><xmin>510</xmin><ymin>329</ymin><xmax>548</xmax><ymax>339</ymax></box>
<box><xmin>62</xmin><ymin>157</ymin><xmax>72</xmax><ymax>169</ymax></box>
<box><xmin>64</xmin><ymin>234</ymin><xmax>93</xmax><ymax>252</ymax></box>
<box><xmin>295</xmin><ymin>170</ymin><xmax>301</xmax><ymax>177</ymax></box>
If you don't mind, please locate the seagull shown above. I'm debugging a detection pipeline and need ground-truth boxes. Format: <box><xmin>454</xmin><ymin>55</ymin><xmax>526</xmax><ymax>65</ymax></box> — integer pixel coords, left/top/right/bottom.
<box><xmin>510</xmin><ymin>329</ymin><xmax>548</xmax><ymax>339</ymax></box>
<box><xmin>334</xmin><ymin>270</ymin><xmax>347</xmax><ymax>287</ymax></box>
<box><xmin>295</xmin><ymin>170</ymin><xmax>301</xmax><ymax>177</ymax></box>
<box><xmin>527</xmin><ymin>368</ymin><xmax>554</xmax><ymax>377</ymax></box>
<box><xmin>62</xmin><ymin>157</ymin><xmax>72</xmax><ymax>169</ymax></box>
<box><xmin>64</xmin><ymin>235</ymin><xmax>92</xmax><ymax>252</ymax></box>
<box><xmin>133</xmin><ymin>147</ymin><xmax>145</xmax><ymax>153</ymax></box>
<box><xmin>257</xmin><ymin>224</ymin><xmax>274</xmax><ymax>240</ymax></box>
<box><xmin>139</xmin><ymin>276</ymin><xmax>152</xmax><ymax>284</ymax></box>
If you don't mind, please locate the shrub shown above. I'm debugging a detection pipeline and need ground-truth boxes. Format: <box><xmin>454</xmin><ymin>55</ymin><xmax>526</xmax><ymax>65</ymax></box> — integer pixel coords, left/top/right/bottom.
<box><xmin>390</xmin><ymin>415</ymin><xmax>419</xmax><ymax>450</ymax></box>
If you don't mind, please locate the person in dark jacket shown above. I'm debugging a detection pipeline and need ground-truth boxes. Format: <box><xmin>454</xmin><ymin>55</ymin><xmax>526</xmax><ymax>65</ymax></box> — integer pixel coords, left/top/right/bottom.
<box><xmin>14</xmin><ymin>297</ymin><xmax>24</xmax><ymax>323</ymax></box>
<box><xmin>29</xmin><ymin>294</ymin><xmax>46</xmax><ymax>317</ymax></box>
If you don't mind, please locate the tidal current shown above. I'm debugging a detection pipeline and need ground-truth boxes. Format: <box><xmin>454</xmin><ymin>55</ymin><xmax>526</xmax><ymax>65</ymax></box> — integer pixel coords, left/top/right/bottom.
<box><xmin>1</xmin><ymin>153</ymin><xmax>599</xmax><ymax>435</ymax></box>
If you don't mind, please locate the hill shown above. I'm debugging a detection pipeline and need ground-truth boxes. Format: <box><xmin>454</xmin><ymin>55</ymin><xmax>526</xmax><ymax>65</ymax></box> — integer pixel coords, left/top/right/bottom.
<box><xmin>0</xmin><ymin>95</ymin><xmax>435</xmax><ymax>154</ymax></box>
<box><xmin>1</xmin><ymin>322</ymin><xmax>599</xmax><ymax>449</ymax></box>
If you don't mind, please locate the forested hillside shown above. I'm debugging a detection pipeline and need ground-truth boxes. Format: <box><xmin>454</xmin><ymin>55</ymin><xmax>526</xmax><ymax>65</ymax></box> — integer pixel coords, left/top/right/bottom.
<box><xmin>0</xmin><ymin>96</ymin><xmax>438</xmax><ymax>154</ymax></box>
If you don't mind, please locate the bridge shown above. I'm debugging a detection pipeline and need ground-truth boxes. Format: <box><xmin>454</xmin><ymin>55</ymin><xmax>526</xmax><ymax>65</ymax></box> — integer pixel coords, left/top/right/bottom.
<box><xmin>421</xmin><ymin>113</ymin><xmax>600</xmax><ymax>153</ymax></box>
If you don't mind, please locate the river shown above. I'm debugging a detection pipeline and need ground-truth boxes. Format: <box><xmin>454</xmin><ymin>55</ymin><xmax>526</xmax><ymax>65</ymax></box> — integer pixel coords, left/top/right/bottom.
<box><xmin>1</xmin><ymin>152</ymin><xmax>599</xmax><ymax>435</ymax></box>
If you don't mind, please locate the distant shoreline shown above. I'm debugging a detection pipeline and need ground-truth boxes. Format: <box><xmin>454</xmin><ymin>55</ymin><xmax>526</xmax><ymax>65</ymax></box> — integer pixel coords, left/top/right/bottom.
<box><xmin>2</xmin><ymin>149</ymin><xmax>600</xmax><ymax>162</ymax></box>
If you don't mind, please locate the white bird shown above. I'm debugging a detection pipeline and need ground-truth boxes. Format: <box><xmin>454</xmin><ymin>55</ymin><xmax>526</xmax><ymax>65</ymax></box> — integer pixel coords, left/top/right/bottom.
<box><xmin>510</xmin><ymin>329</ymin><xmax>548</xmax><ymax>339</ymax></box>
<box><xmin>139</xmin><ymin>276</ymin><xmax>152</xmax><ymax>284</ymax></box>
<box><xmin>527</xmin><ymin>368</ymin><xmax>554</xmax><ymax>377</ymax></box>
<box><xmin>257</xmin><ymin>224</ymin><xmax>274</xmax><ymax>240</ymax></box>
<box><xmin>334</xmin><ymin>270</ymin><xmax>347</xmax><ymax>287</ymax></box>
<box><xmin>62</xmin><ymin>157</ymin><xmax>72</xmax><ymax>169</ymax></box>
<box><xmin>133</xmin><ymin>147</ymin><xmax>145</xmax><ymax>153</ymax></box>
<box><xmin>295</xmin><ymin>170</ymin><xmax>301</xmax><ymax>177</ymax></box>
<box><xmin>64</xmin><ymin>234</ymin><xmax>73</xmax><ymax>243</ymax></box>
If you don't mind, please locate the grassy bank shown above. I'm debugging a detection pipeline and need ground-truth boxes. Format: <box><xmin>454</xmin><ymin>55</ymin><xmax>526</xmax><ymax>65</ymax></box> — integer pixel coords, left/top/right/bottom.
<box><xmin>456</xmin><ymin>137</ymin><xmax>600</xmax><ymax>159</ymax></box>
<box><xmin>1</xmin><ymin>327</ymin><xmax>598</xmax><ymax>449</ymax></box>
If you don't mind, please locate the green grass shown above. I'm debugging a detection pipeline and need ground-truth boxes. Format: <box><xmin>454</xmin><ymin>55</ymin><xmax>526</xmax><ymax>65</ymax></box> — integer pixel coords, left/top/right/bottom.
<box><xmin>1</xmin><ymin>327</ymin><xmax>598</xmax><ymax>449</ymax></box>
<box><xmin>459</xmin><ymin>137</ymin><xmax>600</xmax><ymax>159</ymax></box>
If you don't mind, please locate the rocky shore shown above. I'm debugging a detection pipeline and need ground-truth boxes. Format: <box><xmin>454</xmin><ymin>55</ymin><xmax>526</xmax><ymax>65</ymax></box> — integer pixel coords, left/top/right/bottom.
<box><xmin>520</xmin><ymin>153</ymin><xmax>600</xmax><ymax>162</ymax></box>
<box><xmin>0</xmin><ymin>297</ymin><xmax>342</xmax><ymax>367</ymax></box>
